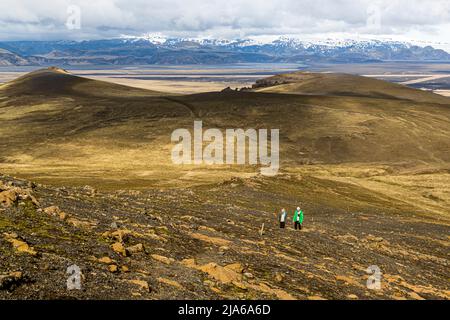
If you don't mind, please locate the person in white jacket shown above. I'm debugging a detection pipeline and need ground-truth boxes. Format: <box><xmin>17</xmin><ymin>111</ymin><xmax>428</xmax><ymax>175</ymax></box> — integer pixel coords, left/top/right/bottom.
<box><xmin>279</xmin><ymin>208</ymin><xmax>287</xmax><ymax>229</ymax></box>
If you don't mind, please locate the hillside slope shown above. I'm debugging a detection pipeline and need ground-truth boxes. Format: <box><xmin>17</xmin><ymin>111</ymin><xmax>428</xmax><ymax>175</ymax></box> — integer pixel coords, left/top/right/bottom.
<box><xmin>0</xmin><ymin>68</ymin><xmax>450</xmax><ymax>188</ymax></box>
<box><xmin>0</xmin><ymin>68</ymin><xmax>449</xmax><ymax>300</ymax></box>
<box><xmin>253</xmin><ymin>72</ymin><xmax>450</xmax><ymax>104</ymax></box>
<box><xmin>1</xmin><ymin>67</ymin><xmax>165</xmax><ymax>97</ymax></box>
<box><xmin>1</xmin><ymin>173</ymin><xmax>449</xmax><ymax>300</ymax></box>
<box><xmin>0</xmin><ymin>49</ymin><xmax>29</xmax><ymax>66</ymax></box>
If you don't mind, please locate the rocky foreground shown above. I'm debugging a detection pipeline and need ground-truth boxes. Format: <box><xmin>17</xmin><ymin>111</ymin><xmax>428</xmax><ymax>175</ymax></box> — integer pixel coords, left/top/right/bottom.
<box><xmin>0</xmin><ymin>173</ymin><xmax>449</xmax><ymax>300</ymax></box>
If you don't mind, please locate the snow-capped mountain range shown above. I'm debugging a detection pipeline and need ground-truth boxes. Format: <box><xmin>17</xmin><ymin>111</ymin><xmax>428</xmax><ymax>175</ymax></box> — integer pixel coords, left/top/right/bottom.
<box><xmin>122</xmin><ymin>33</ymin><xmax>436</xmax><ymax>46</ymax></box>
<box><xmin>1</xmin><ymin>35</ymin><xmax>449</xmax><ymax>66</ymax></box>
<box><xmin>123</xmin><ymin>34</ymin><xmax>450</xmax><ymax>52</ymax></box>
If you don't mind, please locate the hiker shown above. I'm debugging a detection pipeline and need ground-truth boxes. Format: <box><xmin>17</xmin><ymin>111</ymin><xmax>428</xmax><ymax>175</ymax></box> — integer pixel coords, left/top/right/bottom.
<box><xmin>293</xmin><ymin>207</ymin><xmax>304</xmax><ymax>230</ymax></box>
<box><xmin>279</xmin><ymin>208</ymin><xmax>287</xmax><ymax>229</ymax></box>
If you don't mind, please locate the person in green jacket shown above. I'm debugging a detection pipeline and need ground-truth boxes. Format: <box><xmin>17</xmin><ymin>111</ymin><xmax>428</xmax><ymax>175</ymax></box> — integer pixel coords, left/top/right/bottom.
<box><xmin>293</xmin><ymin>207</ymin><xmax>304</xmax><ymax>230</ymax></box>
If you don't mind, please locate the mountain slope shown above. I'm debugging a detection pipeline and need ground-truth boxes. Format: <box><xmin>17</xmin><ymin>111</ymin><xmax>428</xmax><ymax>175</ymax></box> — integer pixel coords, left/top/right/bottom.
<box><xmin>1</xmin><ymin>37</ymin><xmax>449</xmax><ymax>66</ymax></box>
<box><xmin>0</xmin><ymin>68</ymin><xmax>449</xmax><ymax>189</ymax></box>
<box><xmin>2</xmin><ymin>67</ymin><xmax>165</xmax><ymax>97</ymax></box>
<box><xmin>1</xmin><ymin>172</ymin><xmax>449</xmax><ymax>299</ymax></box>
<box><xmin>252</xmin><ymin>72</ymin><xmax>450</xmax><ymax>104</ymax></box>
<box><xmin>0</xmin><ymin>68</ymin><xmax>449</xmax><ymax>300</ymax></box>
<box><xmin>0</xmin><ymin>48</ymin><xmax>29</xmax><ymax>66</ymax></box>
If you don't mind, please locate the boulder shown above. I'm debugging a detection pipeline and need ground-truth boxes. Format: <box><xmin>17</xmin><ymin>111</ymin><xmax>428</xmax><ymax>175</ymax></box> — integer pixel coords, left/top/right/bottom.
<box><xmin>0</xmin><ymin>185</ymin><xmax>38</xmax><ymax>207</ymax></box>
<box><xmin>157</xmin><ymin>277</ymin><xmax>183</xmax><ymax>289</ymax></box>
<box><xmin>197</xmin><ymin>262</ymin><xmax>242</xmax><ymax>284</ymax></box>
<box><xmin>181</xmin><ymin>258</ymin><xmax>197</xmax><ymax>268</ymax></box>
<box><xmin>244</xmin><ymin>272</ymin><xmax>255</xmax><ymax>279</ymax></box>
<box><xmin>0</xmin><ymin>189</ymin><xmax>18</xmax><ymax>207</ymax></box>
<box><xmin>82</xmin><ymin>185</ymin><xmax>97</xmax><ymax>195</ymax></box>
<box><xmin>67</xmin><ymin>217</ymin><xmax>96</xmax><ymax>230</ymax></box>
<box><xmin>103</xmin><ymin>229</ymin><xmax>132</xmax><ymax>243</ymax></box>
<box><xmin>151</xmin><ymin>254</ymin><xmax>175</xmax><ymax>265</ymax></box>
<box><xmin>274</xmin><ymin>272</ymin><xmax>284</xmax><ymax>282</ymax></box>
<box><xmin>221</xmin><ymin>87</ymin><xmax>234</xmax><ymax>93</ymax></box>
<box><xmin>126</xmin><ymin>243</ymin><xmax>144</xmax><ymax>255</ymax></box>
<box><xmin>3</xmin><ymin>233</ymin><xmax>37</xmax><ymax>256</ymax></box>
<box><xmin>365</xmin><ymin>234</ymin><xmax>386</xmax><ymax>243</ymax></box>
<box><xmin>43</xmin><ymin>206</ymin><xmax>68</xmax><ymax>220</ymax></box>
<box><xmin>129</xmin><ymin>279</ymin><xmax>151</xmax><ymax>292</ymax></box>
<box><xmin>108</xmin><ymin>265</ymin><xmax>118</xmax><ymax>273</ymax></box>
<box><xmin>189</xmin><ymin>232</ymin><xmax>232</xmax><ymax>246</ymax></box>
<box><xmin>225</xmin><ymin>262</ymin><xmax>244</xmax><ymax>274</ymax></box>
<box><xmin>232</xmin><ymin>281</ymin><xmax>248</xmax><ymax>290</ymax></box>
<box><xmin>0</xmin><ymin>271</ymin><xmax>24</xmax><ymax>291</ymax></box>
<box><xmin>111</xmin><ymin>242</ymin><xmax>127</xmax><ymax>256</ymax></box>
<box><xmin>98</xmin><ymin>256</ymin><xmax>115</xmax><ymax>264</ymax></box>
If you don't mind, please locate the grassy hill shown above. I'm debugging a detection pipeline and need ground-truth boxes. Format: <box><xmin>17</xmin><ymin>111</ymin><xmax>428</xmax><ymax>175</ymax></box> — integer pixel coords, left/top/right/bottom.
<box><xmin>253</xmin><ymin>71</ymin><xmax>450</xmax><ymax>104</ymax></box>
<box><xmin>1</xmin><ymin>67</ymin><xmax>165</xmax><ymax>97</ymax></box>
<box><xmin>0</xmin><ymin>68</ymin><xmax>449</xmax><ymax>300</ymax></box>
<box><xmin>1</xmin><ymin>68</ymin><xmax>450</xmax><ymax>188</ymax></box>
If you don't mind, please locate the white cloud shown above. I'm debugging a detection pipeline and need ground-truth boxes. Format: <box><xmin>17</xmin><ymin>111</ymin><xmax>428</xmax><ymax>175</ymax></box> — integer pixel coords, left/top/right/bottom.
<box><xmin>0</xmin><ymin>0</ymin><xmax>449</xmax><ymax>49</ymax></box>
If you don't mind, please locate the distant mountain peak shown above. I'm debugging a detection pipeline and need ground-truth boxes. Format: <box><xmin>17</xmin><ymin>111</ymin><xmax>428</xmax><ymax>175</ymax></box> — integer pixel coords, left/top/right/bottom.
<box><xmin>121</xmin><ymin>33</ymin><xmax>168</xmax><ymax>45</ymax></box>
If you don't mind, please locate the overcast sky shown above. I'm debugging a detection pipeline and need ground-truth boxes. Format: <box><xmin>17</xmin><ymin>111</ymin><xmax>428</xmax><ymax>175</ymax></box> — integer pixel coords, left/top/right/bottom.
<box><xmin>1</xmin><ymin>0</ymin><xmax>449</xmax><ymax>50</ymax></box>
